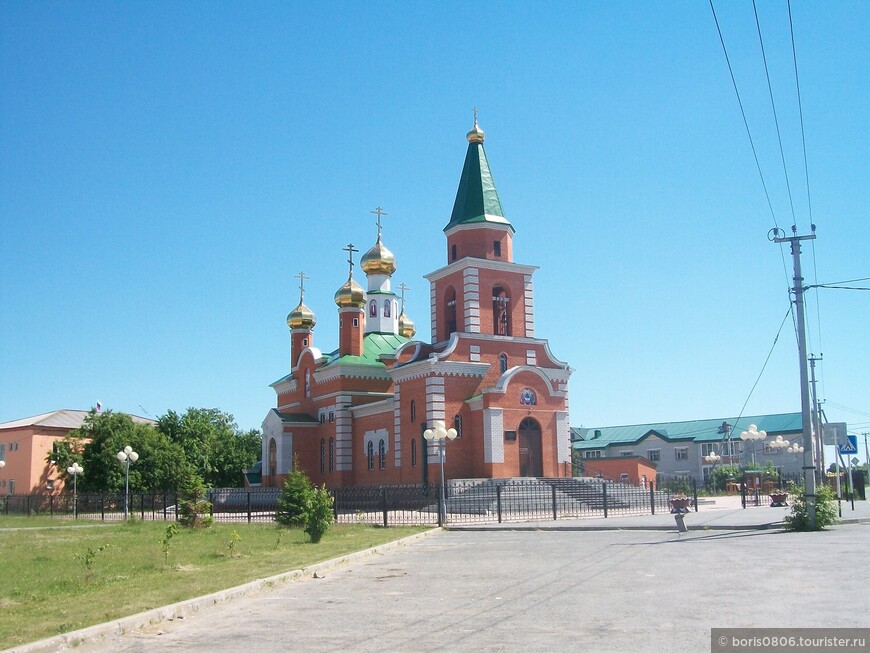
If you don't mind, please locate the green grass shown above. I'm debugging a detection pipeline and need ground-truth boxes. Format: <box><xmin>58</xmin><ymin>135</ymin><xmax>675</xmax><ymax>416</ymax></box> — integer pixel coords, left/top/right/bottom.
<box><xmin>0</xmin><ymin>517</ymin><xmax>430</xmax><ymax>648</ymax></box>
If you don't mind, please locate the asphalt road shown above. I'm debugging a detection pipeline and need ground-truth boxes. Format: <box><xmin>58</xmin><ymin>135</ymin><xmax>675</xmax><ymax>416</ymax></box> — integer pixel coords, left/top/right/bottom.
<box><xmin>70</xmin><ymin>524</ymin><xmax>870</xmax><ymax>653</ymax></box>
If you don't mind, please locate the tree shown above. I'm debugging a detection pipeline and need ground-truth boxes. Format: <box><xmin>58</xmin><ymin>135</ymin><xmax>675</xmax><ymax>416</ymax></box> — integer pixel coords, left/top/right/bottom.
<box><xmin>276</xmin><ymin>456</ymin><xmax>313</xmax><ymax>528</ymax></box>
<box><xmin>157</xmin><ymin>408</ymin><xmax>261</xmax><ymax>488</ymax></box>
<box><xmin>67</xmin><ymin>410</ymin><xmax>197</xmax><ymax>492</ymax></box>
<box><xmin>305</xmin><ymin>485</ymin><xmax>335</xmax><ymax>543</ymax></box>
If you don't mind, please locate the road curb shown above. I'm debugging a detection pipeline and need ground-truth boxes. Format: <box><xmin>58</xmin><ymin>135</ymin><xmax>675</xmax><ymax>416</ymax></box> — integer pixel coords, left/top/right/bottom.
<box><xmin>2</xmin><ymin>528</ymin><xmax>441</xmax><ymax>653</ymax></box>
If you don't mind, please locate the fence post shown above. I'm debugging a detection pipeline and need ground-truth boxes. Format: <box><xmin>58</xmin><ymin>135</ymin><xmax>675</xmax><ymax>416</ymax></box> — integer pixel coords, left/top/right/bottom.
<box><xmin>551</xmin><ymin>484</ymin><xmax>557</xmax><ymax>521</ymax></box>
<box><xmin>245</xmin><ymin>491</ymin><xmax>251</xmax><ymax>523</ymax></box>
<box><xmin>741</xmin><ymin>481</ymin><xmax>746</xmax><ymax>509</ymax></box>
<box><xmin>692</xmin><ymin>477</ymin><xmax>699</xmax><ymax>512</ymax></box>
<box><xmin>332</xmin><ymin>489</ymin><xmax>338</xmax><ymax>521</ymax></box>
<box><xmin>650</xmin><ymin>482</ymin><xmax>655</xmax><ymax>515</ymax></box>
<box><xmin>101</xmin><ymin>493</ymin><xmax>105</xmax><ymax>521</ymax></box>
<box><xmin>382</xmin><ymin>487</ymin><xmax>389</xmax><ymax>528</ymax></box>
<box><xmin>141</xmin><ymin>493</ymin><xmax>145</xmax><ymax>520</ymax></box>
<box><xmin>497</xmin><ymin>484</ymin><xmax>503</xmax><ymax>523</ymax></box>
<box><xmin>603</xmin><ymin>483</ymin><xmax>608</xmax><ymax>518</ymax></box>
<box><xmin>163</xmin><ymin>492</ymin><xmax>167</xmax><ymax>521</ymax></box>
<box><xmin>50</xmin><ymin>495</ymin><xmax>54</xmax><ymax>517</ymax></box>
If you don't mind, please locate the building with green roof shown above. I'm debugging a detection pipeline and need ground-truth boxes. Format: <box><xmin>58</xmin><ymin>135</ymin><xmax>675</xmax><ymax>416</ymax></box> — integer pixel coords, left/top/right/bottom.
<box><xmin>572</xmin><ymin>412</ymin><xmax>803</xmax><ymax>482</ymax></box>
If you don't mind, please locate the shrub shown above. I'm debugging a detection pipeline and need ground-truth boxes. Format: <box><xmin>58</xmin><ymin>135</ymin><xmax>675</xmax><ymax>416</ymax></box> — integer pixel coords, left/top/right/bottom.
<box><xmin>178</xmin><ymin>475</ymin><xmax>213</xmax><ymax>528</ymax></box>
<box><xmin>304</xmin><ymin>485</ymin><xmax>335</xmax><ymax>544</ymax></box>
<box><xmin>784</xmin><ymin>483</ymin><xmax>839</xmax><ymax>531</ymax></box>
<box><xmin>276</xmin><ymin>458</ymin><xmax>313</xmax><ymax>528</ymax></box>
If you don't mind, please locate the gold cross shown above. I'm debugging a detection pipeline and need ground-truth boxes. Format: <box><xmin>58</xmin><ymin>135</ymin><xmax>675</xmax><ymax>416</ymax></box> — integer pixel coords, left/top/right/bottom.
<box><xmin>472</xmin><ymin>106</ymin><xmax>479</xmax><ymax>123</ymax></box>
<box><xmin>371</xmin><ymin>206</ymin><xmax>388</xmax><ymax>239</ymax></box>
<box><xmin>398</xmin><ymin>282</ymin><xmax>410</xmax><ymax>312</ymax></box>
<box><xmin>294</xmin><ymin>271</ymin><xmax>309</xmax><ymax>302</ymax></box>
<box><xmin>343</xmin><ymin>243</ymin><xmax>359</xmax><ymax>277</ymax></box>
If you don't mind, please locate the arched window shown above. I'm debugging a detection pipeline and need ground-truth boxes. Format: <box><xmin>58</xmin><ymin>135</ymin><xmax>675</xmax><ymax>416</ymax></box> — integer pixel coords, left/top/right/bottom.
<box><xmin>383</xmin><ymin>299</ymin><xmax>391</xmax><ymax>317</ymax></box>
<box><xmin>454</xmin><ymin>414</ymin><xmax>462</xmax><ymax>439</ymax></box>
<box><xmin>499</xmin><ymin>353</ymin><xmax>508</xmax><ymax>374</ymax></box>
<box><xmin>367</xmin><ymin>441</ymin><xmax>374</xmax><ymax>470</ymax></box>
<box><xmin>329</xmin><ymin>438</ymin><xmax>335</xmax><ymax>473</ymax></box>
<box><xmin>378</xmin><ymin>439</ymin><xmax>386</xmax><ymax>470</ymax></box>
<box><xmin>411</xmin><ymin>439</ymin><xmax>417</xmax><ymax>467</ymax></box>
<box><xmin>320</xmin><ymin>439</ymin><xmax>326</xmax><ymax>474</ymax></box>
<box><xmin>444</xmin><ymin>286</ymin><xmax>457</xmax><ymax>338</ymax></box>
<box><xmin>492</xmin><ymin>286</ymin><xmax>511</xmax><ymax>336</ymax></box>
<box><xmin>304</xmin><ymin>369</ymin><xmax>311</xmax><ymax>397</ymax></box>
<box><xmin>268</xmin><ymin>438</ymin><xmax>277</xmax><ymax>486</ymax></box>
<box><xmin>410</xmin><ymin>399</ymin><xmax>416</xmax><ymax>423</ymax></box>
<box><xmin>369</xmin><ymin>299</ymin><xmax>377</xmax><ymax>317</ymax></box>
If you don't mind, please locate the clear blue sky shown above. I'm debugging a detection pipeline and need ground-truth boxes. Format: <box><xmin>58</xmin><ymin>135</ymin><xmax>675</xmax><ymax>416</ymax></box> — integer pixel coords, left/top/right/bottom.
<box><xmin>2</xmin><ymin>3</ymin><xmax>868</xmax><ymax>458</ymax></box>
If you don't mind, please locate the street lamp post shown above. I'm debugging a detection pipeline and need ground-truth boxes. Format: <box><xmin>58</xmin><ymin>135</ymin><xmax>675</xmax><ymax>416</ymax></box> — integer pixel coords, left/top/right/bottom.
<box><xmin>703</xmin><ymin>451</ymin><xmax>721</xmax><ymax>492</ymax></box>
<box><xmin>740</xmin><ymin>424</ymin><xmax>767</xmax><ymax>467</ymax></box>
<box><xmin>116</xmin><ymin>446</ymin><xmax>139</xmax><ymax>520</ymax></box>
<box><xmin>423</xmin><ymin>419</ymin><xmax>457</xmax><ymax>525</ymax></box>
<box><xmin>67</xmin><ymin>462</ymin><xmax>83</xmax><ymax>519</ymax></box>
<box><xmin>769</xmin><ymin>436</ymin><xmax>790</xmax><ymax>488</ymax></box>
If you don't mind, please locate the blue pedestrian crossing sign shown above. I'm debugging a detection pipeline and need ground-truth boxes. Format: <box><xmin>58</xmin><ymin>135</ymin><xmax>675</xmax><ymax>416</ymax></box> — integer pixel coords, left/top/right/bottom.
<box><xmin>838</xmin><ymin>435</ymin><xmax>858</xmax><ymax>455</ymax></box>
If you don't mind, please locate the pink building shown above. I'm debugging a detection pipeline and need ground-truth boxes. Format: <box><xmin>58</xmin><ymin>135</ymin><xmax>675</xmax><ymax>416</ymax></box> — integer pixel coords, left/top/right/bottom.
<box><xmin>0</xmin><ymin>410</ymin><xmax>154</xmax><ymax>495</ymax></box>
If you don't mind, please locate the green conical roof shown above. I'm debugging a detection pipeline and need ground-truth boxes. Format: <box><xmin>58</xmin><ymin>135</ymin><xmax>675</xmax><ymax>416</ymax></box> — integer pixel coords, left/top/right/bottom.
<box><xmin>444</xmin><ymin>131</ymin><xmax>514</xmax><ymax>233</ymax></box>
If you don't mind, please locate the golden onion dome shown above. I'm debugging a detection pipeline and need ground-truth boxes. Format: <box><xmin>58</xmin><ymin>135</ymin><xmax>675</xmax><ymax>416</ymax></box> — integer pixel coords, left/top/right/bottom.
<box><xmin>360</xmin><ymin>236</ymin><xmax>396</xmax><ymax>276</ymax></box>
<box><xmin>286</xmin><ymin>301</ymin><xmax>316</xmax><ymax>330</ymax></box>
<box><xmin>466</xmin><ymin>118</ymin><xmax>485</xmax><ymax>143</ymax></box>
<box><xmin>398</xmin><ymin>309</ymin><xmax>416</xmax><ymax>338</ymax></box>
<box><xmin>334</xmin><ymin>276</ymin><xmax>366</xmax><ymax>308</ymax></box>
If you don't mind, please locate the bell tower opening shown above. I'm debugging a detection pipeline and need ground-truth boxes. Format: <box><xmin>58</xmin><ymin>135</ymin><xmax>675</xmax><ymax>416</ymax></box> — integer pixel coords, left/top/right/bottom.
<box><xmin>492</xmin><ymin>285</ymin><xmax>511</xmax><ymax>336</ymax></box>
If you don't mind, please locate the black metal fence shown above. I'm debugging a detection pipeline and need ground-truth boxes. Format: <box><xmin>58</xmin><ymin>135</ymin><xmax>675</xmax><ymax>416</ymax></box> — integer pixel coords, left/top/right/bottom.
<box><xmin>0</xmin><ymin>477</ymin><xmax>679</xmax><ymax>526</ymax></box>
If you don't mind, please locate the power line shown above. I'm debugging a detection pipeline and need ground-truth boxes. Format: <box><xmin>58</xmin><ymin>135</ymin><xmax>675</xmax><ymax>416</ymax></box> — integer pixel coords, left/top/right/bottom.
<box><xmin>709</xmin><ymin>1</ymin><xmax>781</xmax><ymax>231</ymax></box>
<box><xmin>788</xmin><ymin>0</ymin><xmax>814</xmax><ymax>230</ymax></box>
<box><xmin>752</xmin><ymin>0</ymin><xmax>799</xmax><ymax>228</ymax></box>
<box><xmin>733</xmin><ymin>305</ymin><xmax>793</xmax><ymax>427</ymax></box>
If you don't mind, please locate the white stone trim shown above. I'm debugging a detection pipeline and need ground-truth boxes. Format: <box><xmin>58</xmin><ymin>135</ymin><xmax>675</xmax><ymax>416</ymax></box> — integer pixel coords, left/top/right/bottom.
<box><xmin>425</xmin><ymin>377</ymin><xmax>446</xmax><ymax>423</ymax></box>
<box><xmin>350</xmin><ymin>398</ymin><xmax>393</xmax><ymax>418</ymax></box>
<box><xmin>425</xmin><ymin>258</ymin><xmax>538</xmax><ymax>283</ymax></box>
<box><xmin>524</xmin><ymin>274</ymin><xmax>535</xmax><ymax>337</ymax></box>
<box><xmin>393</xmin><ymin>386</ymin><xmax>402</xmax><ymax>466</ymax></box>
<box><xmin>391</xmin><ymin>359</ymin><xmax>489</xmax><ymax>383</ymax></box>
<box><xmin>556</xmin><ymin>411</ymin><xmax>570</xmax><ymax>464</ymax></box>
<box><xmin>483</xmin><ymin>408</ymin><xmax>505</xmax><ymax>464</ymax></box>
<box><xmin>526</xmin><ymin>349</ymin><xmax>537</xmax><ymax>366</ymax></box>
<box><xmin>469</xmin><ymin>344</ymin><xmax>481</xmax><ymax>362</ymax></box>
<box><xmin>463</xmin><ymin>267</ymin><xmax>480</xmax><ymax>334</ymax></box>
<box><xmin>363</xmin><ymin>428</ymin><xmax>390</xmax><ymax>455</ymax></box>
<box><xmin>334</xmin><ymin>393</ymin><xmax>353</xmax><ymax>471</ymax></box>
<box><xmin>316</xmin><ymin>364</ymin><xmax>391</xmax><ymax>384</ymax></box>
<box><xmin>490</xmin><ymin>365</ymin><xmax>569</xmax><ymax>398</ymax></box>
<box><xmin>430</xmin><ymin>283</ymin><xmax>437</xmax><ymax>343</ymax></box>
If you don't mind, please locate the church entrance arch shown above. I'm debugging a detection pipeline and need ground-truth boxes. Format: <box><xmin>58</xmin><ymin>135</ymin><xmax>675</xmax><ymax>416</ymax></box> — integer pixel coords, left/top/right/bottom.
<box><xmin>517</xmin><ymin>417</ymin><xmax>542</xmax><ymax>477</ymax></box>
<box><xmin>268</xmin><ymin>438</ymin><xmax>277</xmax><ymax>487</ymax></box>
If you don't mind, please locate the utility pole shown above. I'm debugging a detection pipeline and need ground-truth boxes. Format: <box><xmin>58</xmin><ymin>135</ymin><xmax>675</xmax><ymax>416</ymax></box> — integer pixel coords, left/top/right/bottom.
<box><xmin>864</xmin><ymin>433</ymin><xmax>870</xmax><ymax>498</ymax></box>
<box><xmin>809</xmin><ymin>354</ymin><xmax>823</xmax><ymax>483</ymax></box>
<box><xmin>772</xmin><ymin>226</ymin><xmax>817</xmax><ymax>528</ymax></box>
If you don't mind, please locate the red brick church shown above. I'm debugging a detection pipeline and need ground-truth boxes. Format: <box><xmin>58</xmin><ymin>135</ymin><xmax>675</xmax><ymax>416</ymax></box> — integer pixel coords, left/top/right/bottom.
<box><xmin>261</xmin><ymin>117</ymin><xmax>573</xmax><ymax>488</ymax></box>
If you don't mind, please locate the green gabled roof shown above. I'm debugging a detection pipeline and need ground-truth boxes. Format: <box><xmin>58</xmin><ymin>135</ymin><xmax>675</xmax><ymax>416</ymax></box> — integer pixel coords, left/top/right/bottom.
<box><xmin>244</xmin><ymin>460</ymin><xmax>262</xmax><ymax>485</ymax></box>
<box><xmin>444</xmin><ymin>141</ymin><xmax>514</xmax><ymax>232</ymax></box>
<box><xmin>274</xmin><ymin>410</ymin><xmax>319</xmax><ymax>423</ymax></box>
<box><xmin>324</xmin><ymin>332</ymin><xmax>410</xmax><ymax>367</ymax></box>
<box><xmin>572</xmin><ymin>412</ymin><xmax>802</xmax><ymax>449</ymax></box>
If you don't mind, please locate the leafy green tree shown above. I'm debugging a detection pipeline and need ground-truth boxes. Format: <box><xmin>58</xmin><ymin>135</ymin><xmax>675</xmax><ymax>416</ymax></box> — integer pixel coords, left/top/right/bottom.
<box><xmin>305</xmin><ymin>485</ymin><xmax>335</xmax><ymax>543</ymax></box>
<box><xmin>157</xmin><ymin>408</ymin><xmax>261</xmax><ymax>488</ymax></box>
<box><xmin>784</xmin><ymin>483</ymin><xmax>839</xmax><ymax>531</ymax></box>
<box><xmin>69</xmin><ymin>410</ymin><xmax>197</xmax><ymax>492</ymax></box>
<box><xmin>276</xmin><ymin>456</ymin><xmax>313</xmax><ymax>528</ymax></box>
